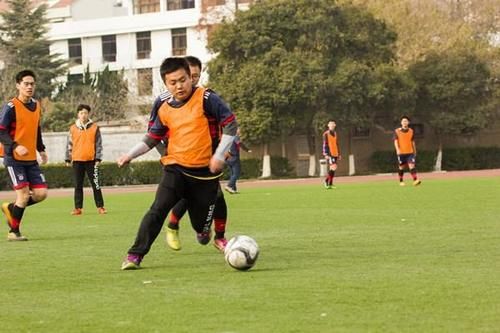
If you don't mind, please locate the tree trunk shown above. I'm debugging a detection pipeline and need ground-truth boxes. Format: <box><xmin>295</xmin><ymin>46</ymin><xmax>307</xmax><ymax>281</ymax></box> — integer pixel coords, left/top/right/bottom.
<box><xmin>261</xmin><ymin>143</ymin><xmax>271</xmax><ymax>178</ymax></box>
<box><xmin>306</xmin><ymin>131</ymin><xmax>317</xmax><ymax>176</ymax></box>
<box><xmin>281</xmin><ymin>132</ymin><xmax>286</xmax><ymax>158</ymax></box>
<box><xmin>434</xmin><ymin>140</ymin><xmax>443</xmax><ymax>172</ymax></box>
<box><xmin>348</xmin><ymin>154</ymin><xmax>356</xmax><ymax>176</ymax></box>
<box><xmin>346</xmin><ymin>129</ymin><xmax>355</xmax><ymax>176</ymax></box>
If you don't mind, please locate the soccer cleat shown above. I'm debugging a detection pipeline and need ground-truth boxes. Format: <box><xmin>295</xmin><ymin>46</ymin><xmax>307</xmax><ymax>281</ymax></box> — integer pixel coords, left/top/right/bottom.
<box><xmin>7</xmin><ymin>231</ymin><xmax>27</xmax><ymax>241</ymax></box>
<box><xmin>97</xmin><ymin>207</ymin><xmax>107</xmax><ymax>214</ymax></box>
<box><xmin>399</xmin><ymin>182</ymin><xmax>406</xmax><ymax>187</ymax></box>
<box><xmin>330</xmin><ymin>184</ymin><xmax>336</xmax><ymax>189</ymax></box>
<box><xmin>121</xmin><ymin>254</ymin><xmax>143</xmax><ymax>270</ymax></box>
<box><xmin>224</xmin><ymin>186</ymin><xmax>237</xmax><ymax>194</ymax></box>
<box><xmin>324</xmin><ymin>180</ymin><xmax>329</xmax><ymax>189</ymax></box>
<box><xmin>196</xmin><ymin>231</ymin><xmax>212</xmax><ymax>245</ymax></box>
<box><xmin>213</xmin><ymin>237</ymin><xmax>228</xmax><ymax>252</ymax></box>
<box><xmin>413</xmin><ymin>180</ymin><xmax>422</xmax><ymax>186</ymax></box>
<box><xmin>1</xmin><ymin>202</ymin><xmax>14</xmax><ymax>229</ymax></box>
<box><xmin>71</xmin><ymin>208</ymin><xmax>82</xmax><ymax>215</ymax></box>
<box><xmin>166</xmin><ymin>226</ymin><xmax>181</xmax><ymax>251</ymax></box>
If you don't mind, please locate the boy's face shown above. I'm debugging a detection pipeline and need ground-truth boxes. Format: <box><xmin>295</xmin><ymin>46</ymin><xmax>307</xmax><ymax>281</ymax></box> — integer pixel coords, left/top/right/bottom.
<box><xmin>16</xmin><ymin>75</ymin><xmax>36</xmax><ymax>98</ymax></box>
<box><xmin>189</xmin><ymin>65</ymin><xmax>201</xmax><ymax>86</ymax></box>
<box><xmin>164</xmin><ymin>68</ymin><xmax>193</xmax><ymax>101</ymax></box>
<box><xmin>328</xmin><ymin>121</ymin><xmax>336</xmax><ymax>131</ymax></box>
<box><xmin>401</xmin><ymin>118</ymin><xmax>410</xmax><ymax>128</ymax></box>
<box><xmin>78</xmin><ymin>109</ymin><xmax>90</xmax><ymax>123</ymax></box>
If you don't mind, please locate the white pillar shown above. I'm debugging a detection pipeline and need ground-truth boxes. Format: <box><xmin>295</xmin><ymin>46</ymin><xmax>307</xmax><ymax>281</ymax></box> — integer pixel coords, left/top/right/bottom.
<box><xmin>308</xmin><ymin>155</ymin><xmax>316</xmax><ymax>177</ymax></box>
<box><xmin>348</xmin><ymin>154</ymin><xmax>355</xmax><ymax>176</ymax></box>
<box><xmin>261</xmin><ymin>154</ymin><xmax>271</xmax><ymax>178</ymax></box>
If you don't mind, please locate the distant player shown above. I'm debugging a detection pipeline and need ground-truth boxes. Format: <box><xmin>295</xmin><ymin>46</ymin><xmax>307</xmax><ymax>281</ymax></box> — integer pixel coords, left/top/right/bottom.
<box><xmin>322</xmin><ymin>120</ymin><xmax>341</xmax><ymax>189</ymax></box>
<box><xmin>65</xmin><ymin>104</ymin><xmax>106</xmax><ymax>215</ymax></box>
<box><xmin>393</xmin><ymin>115</ymin><xmax>421</xmax><ymax>186</ymax></box>
<box><xmin>117</xmin><ymin>57</ymin><xmax>237</xmax><ymax>270</ymax></box>
<box><xmin>0</xmin><ymin>70</ymin><xmax>48</xmax><ymax>241</ymax></box>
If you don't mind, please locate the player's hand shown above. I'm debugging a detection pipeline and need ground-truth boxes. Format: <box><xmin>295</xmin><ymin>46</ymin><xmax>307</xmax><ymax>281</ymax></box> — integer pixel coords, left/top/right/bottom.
<box><xmin>117</xmin><ymin>154</ymin><xmax>132</xmax><ymax>167</ymax></box>
<box><xmin>14</xmin><ymin>145</ymin><xmax>28</xmax><ymax>156</ymax></box>
<box><xmin>39</xmin><ymin>151</ymin><xmax>48</xmax><ymax>165</ymax></box>
<box><xmin>248</xmin><ymin>150</ymin><xmax>252</xmax><ymax>153</ymax></box>
<box><xmin>209</xmin><ymin>156</ymin><xmax>225</xmax><ymax>173</ymax></box>
<box><xmin>65</xmin><ymin>161</ymin><xmax>71</xmax><ymax>167</ymax></box>
<box><xmin>338</xmin><ymin>155</ymin><xmax>342</xmax><ymax>161</ymax></box>
<box><xmin>95</xmin><ymin>160</ymin><xmax>101</xmax><ymax>166</ymax></box>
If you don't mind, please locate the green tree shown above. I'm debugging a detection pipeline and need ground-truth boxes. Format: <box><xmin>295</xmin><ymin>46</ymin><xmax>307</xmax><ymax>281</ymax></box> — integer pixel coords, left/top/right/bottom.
<box><xmin>94</xmin><ymin>66</ymin><xmax>129</xmax><ymax>122</ymax></box>
<box><xmin>409</xmin><ymin>49</ymin><xmax>495</xmax><ymax>170</ymax></box>
<box><xmin>207</xmin><ymin>0</ymin><xmax>398</xmax><ymax>176</ymax></box>
<box><xmin>0</xmin><ymin>0</ymin><xmax>66</xmax><ymax>99</ymax></box>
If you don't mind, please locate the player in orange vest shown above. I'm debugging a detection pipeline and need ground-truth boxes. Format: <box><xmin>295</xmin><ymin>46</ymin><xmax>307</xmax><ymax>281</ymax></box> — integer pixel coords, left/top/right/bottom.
<box><xmin>117</xmin><ymin>57</ymin><xmax>237</xmax><ymax>270</ymax></box>
<box><xmin>322</xmin><ymin>120</ymin><xmax>341</xmax><ymax>189</ymax></box>
<box><xmin>393</xmin><ymin>116</ymin><xmax>421</xmax><ymax>186</ymax></box>
<box><xmin>0</xmin><ymin>70</ymin><xmax>48</xmax><ymax>241</ymax></box>
<box><xmin>65</xmin><ymin>104</ymin><xmax>106</xmax><ymax>215</ymax></box>
<box><xmin>159</xmin><ymin>56</ymin><xmax>231</xmax><ymax>252</ymax></box>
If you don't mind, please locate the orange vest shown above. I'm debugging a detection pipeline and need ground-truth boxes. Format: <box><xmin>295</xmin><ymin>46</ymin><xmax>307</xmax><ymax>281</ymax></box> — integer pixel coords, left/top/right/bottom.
<box><xmin>158</xmin><ymin>88</ymin><xmax>212</xmax><ymax>168</ymax></box>
<box><xmin>326</xmin><ymin>131</ymin><xmax>339</xmax><ymax>157</ymax></box>
<box><xmin>12</xmin><ymin>98</ymin><xmax>41</xmax><ymax>161</ymax></box>
<box><xmin>395</xmin><ymin>128</ymin><xmax>414</xmax><ymax>154</ymax></box>
<box><xmin>69</xmin><ymin>123</ymin><xmax>97</xmax><ymax>161</ymax></box>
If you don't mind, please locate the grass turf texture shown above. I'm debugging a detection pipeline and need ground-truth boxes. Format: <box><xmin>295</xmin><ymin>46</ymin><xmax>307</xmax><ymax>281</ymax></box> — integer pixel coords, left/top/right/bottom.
<box><xmin>0</xmin><ymin>177</ymin><xmax>499</xmax><ymax>332</ymax></box>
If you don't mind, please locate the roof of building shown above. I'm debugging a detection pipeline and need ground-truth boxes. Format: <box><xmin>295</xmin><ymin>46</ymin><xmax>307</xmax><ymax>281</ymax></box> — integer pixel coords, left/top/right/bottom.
<box><xmin>0</xmin><ymin>0</ymin><xmax>72</xmax><ymax>12</ymax></box>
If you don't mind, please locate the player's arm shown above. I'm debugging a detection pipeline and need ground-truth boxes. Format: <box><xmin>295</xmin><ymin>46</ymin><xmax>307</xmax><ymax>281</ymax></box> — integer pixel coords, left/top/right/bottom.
<box><xmin>95</xmin><ymin>126</ymin><xmax>103</xmax><ymax>163</ymax></box>
<box><xmin>322</xmin><ymin>132</ymin><xmax>330</xmax><ymax>158</ymax></box>
<box><xmin>0</xmin><ymin>104</ymin><xmax>16</xmax><ymax>152</ymax></box>
<box><xmin>36</xmin><ymin>123</ymin><xmax>48</xmax><ymax>164</ymax></box>
<box><xmin>65</xmin><ymin>130</ymin><xmax>73</xmax><ymax>166</ymax></box>
<box><xmin>204</xmin><ymin>90</ymin><xmax>237</xmax><ymax>172</ymax></box>
<box><xmin>117</xmin><ymin>117</ymin><xmax>166</xmax><ymax>167</ymax></box>
<box><xmin>336</xmin><ymin>134</ymin><xmax>341</xmax><ymax>160</ymax></box>
<box><xmin>393</xmin><ymin>131</ymin><xmax>400</xmax><ymax>155</ymax></box>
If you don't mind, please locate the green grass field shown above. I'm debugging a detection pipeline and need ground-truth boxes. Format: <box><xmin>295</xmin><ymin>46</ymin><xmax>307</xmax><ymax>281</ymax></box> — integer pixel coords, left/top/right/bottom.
<box><xmin>1</xmin><ymin>177</ymin><xmax>499</xmax><ymax>333</ymax></box>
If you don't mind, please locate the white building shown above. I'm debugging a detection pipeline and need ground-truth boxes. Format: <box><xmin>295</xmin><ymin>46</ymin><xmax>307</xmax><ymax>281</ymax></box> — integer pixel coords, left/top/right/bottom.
<box><xmin>46</xmin><ymin>0</ymin><xmax>249</xmax><ymax>103</ymax></box>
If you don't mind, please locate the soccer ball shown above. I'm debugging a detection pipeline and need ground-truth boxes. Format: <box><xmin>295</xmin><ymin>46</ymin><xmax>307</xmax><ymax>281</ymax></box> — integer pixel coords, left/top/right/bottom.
<box><xmin>224</xmin><ymin>235</ymin><xmax>259</xmax><ymax>271</ymax></box>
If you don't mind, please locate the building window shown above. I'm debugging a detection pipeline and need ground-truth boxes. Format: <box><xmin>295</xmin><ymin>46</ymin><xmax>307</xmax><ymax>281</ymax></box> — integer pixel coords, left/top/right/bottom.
<box><xmin>137</xmin><ymin>68</ymin><xmax>153</xmax><ymax>96</ymax></box>
<box><xmin>134</xmin><ymin>0</ymin><xmax>160</xmax><ymax>14</ymax></box>
<box><xmin>167</xmin><ymin>0</ymin><xmax>195</xmax><ymax>10</ymax></box>
<box><xmin>136</xmin><ymin>31</ymin><xmax>151</xmax><ymax>59</ymax></box>
<box><xmin>171</xmin><ymin>28</ymin><xmax>187</xmax><ymax>56</ymax></box>
<box><xmin>205</xmin><ymin>0</ymin><xmax>226</xmax><ymax>5</ymax></box>
<box><xmin>102</xmin><ymin>35</ymin><xmax>116</xmax><ymax>62</ymax></box>
<box><xmin>68</xmin><ymin>73</ymin><xmax>84</xmax><ymax>84</ymax></box>
<box><xmin>68</xmin><ymin>38</ymin><xmax>82</xmax><ymax>65</ymax></box>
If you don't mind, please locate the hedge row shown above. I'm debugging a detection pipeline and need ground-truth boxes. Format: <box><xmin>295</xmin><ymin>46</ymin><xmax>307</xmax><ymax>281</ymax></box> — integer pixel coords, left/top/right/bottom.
<box><xmin>370</xmin><ymin>146</ymin><xmax>500</xmax><ymax>173</ymax></box>
<box><xmin>0</xmin><ymin>156</ymin><xmax>295</xmax><ymax>190</ymax></box>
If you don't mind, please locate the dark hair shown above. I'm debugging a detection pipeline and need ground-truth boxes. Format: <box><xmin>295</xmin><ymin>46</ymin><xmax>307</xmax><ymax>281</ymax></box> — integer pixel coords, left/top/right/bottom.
<box><xmin>160</xmin><ymin>57</ymin><xmax>191</xmax><ymax>82</ymax></box>
<box><xmin>400</xmin><ymin>115</ymin><xmax>411</xmax><ymax>121</ymax></box>
<box><xmin>77</xmin><ymin>104</ymin><xmax>91</xmax><ymax>112</ymax></box>
<box><xmin>185</xmin><ymin>56</ymin><xmax>202</xmax><ymax>70</ymax></box>
<box><xmin>16</xmin><ymin>70</ymin><xmax>36</xmax><ymax>83</ymax></box>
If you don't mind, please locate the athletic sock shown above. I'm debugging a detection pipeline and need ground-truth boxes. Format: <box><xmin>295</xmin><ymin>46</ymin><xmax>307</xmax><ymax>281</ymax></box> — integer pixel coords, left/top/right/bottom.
<box><xmin>168</xmin><ymin>212</ymin><xmax>180</xmax><ymax>229</ymax></box>
<box><xmin>410</xmin><ymin>168</ymin><xmax>417</xmax><ymax>180</ymax></box>
<box><xmin>398</xmin><ymin>170</ymin><xmax>404</xmax><ymax>182</ymax></box>
<box><xmin>11</xmin><ymin>205</ymin><xmax>25</xmax><ymax>230</ymax></box>
<box><xmin>214</xmin><ymin>218</ymin><xmax>226</xmax><ymax>239</ymax></box>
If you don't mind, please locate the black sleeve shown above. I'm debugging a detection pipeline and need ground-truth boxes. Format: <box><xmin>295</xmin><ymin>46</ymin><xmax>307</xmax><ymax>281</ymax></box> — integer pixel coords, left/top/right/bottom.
<box><xmin>36</xmin><ymin>125</ymin><xmax>46</xmax><ymax>152</ymax></box>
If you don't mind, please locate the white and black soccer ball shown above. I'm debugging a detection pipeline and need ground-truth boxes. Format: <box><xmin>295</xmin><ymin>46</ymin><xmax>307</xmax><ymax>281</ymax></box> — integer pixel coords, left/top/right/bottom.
<box><xmin>224</xmin><ymin>235</ymin><xmax>259</xmax><ymax>271</ymax></box>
